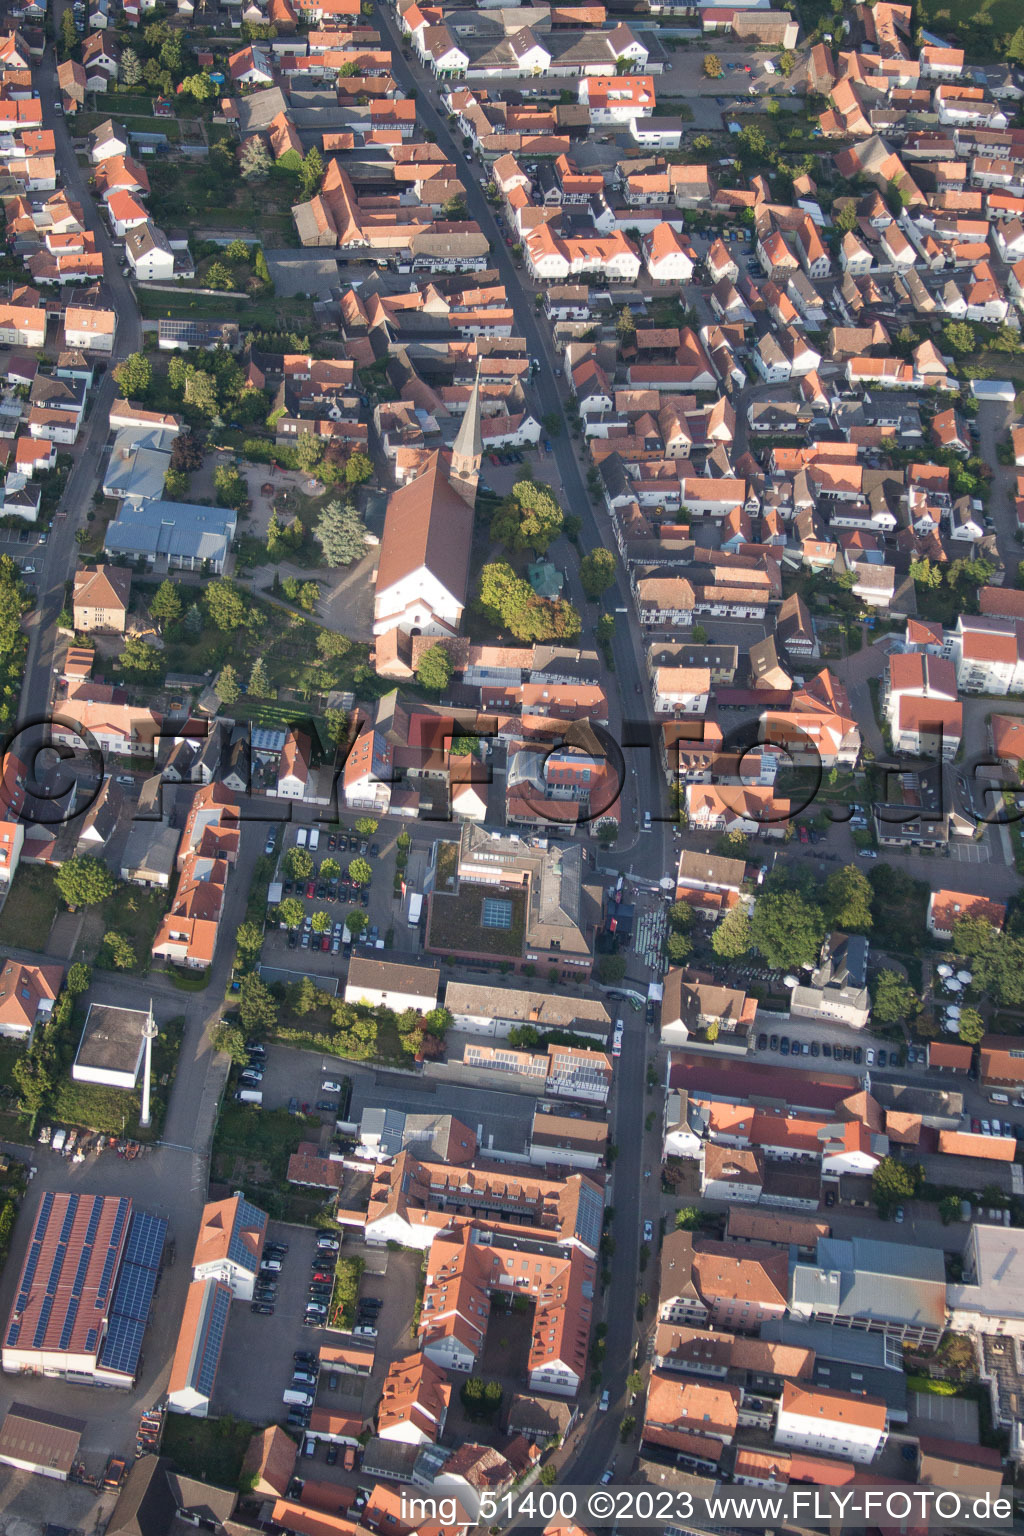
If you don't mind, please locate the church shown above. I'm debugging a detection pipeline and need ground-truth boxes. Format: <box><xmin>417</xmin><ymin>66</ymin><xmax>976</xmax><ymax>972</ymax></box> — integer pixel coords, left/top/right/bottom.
<box><xmin>371</xmin><ymin>373</ymin><xmax>482</xmax><ymax>641</ymax></box>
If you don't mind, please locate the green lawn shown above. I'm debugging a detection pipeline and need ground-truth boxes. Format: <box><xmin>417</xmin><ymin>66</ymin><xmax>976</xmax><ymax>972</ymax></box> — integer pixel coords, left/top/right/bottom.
<box><xmin>92</xmin><ymin>886</ymin><xmax>168</xmax><ymax>975</ymax></box>
<box><xmin>162</xmin><ymin>1414</ymin><xmax>260</xmax><ymax>1490</ymax></box>
<box><xmin>76</xmin><ymin>109</ymin><xmax>181</xmax><ymax>140</ymax></box>
<box><xmin>0</xmin><ymin>868</ymin><xmax>59</xmax><ymax>952</ymax></box>
<box><xmin>136</xmin><ymin>289</ymin><xmax>314</xmax><ymax>332</ymax></box>
<box><xmin>212</xmin><ymin>1102</ymin><xmax>310</xmax><ymax>1187</ymax></box>
<box><xmin>918</xmin><ymin>0</ymin><xmax>1020</xmax><ymax>49</ymax></box>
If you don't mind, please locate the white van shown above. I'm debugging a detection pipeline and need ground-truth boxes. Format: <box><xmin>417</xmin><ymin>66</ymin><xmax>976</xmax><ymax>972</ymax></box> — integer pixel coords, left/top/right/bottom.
<box><xmin>283</xmin><ymin>1389</ymin><xmax>314</xmax><ymax>1407</ymax></box>
<box><xmin>308</xmin><ymin>829</ymin><xmax>320</xmax><ymax>851</ymax></box>
<box><xmin>296</xmin><ymin>828</ymin><xmax>308</xmax><ymax>848</ymax></box>
<box><xmin>51</xmin><ymin>1128</ymin><xmax>67</xmax><ymax>1153</ymax></box>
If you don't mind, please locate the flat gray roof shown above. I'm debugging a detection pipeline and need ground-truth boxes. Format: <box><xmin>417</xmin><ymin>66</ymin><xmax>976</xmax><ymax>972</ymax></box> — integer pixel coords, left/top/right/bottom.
<box><xmin>74</xmin><ymin>1003</ymin><xmax>148</xmax><ymax>1077</ymax></box>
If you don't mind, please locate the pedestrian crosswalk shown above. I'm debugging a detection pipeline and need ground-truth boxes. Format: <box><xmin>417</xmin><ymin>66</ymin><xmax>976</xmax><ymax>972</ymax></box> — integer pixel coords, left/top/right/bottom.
<box><xmin>633</xmin><ymin>903</ymin><xmax>667</xmax><ymax>972</ymax></box>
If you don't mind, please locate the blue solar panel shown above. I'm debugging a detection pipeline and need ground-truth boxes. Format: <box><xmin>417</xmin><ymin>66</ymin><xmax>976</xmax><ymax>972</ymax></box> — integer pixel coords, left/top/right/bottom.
<box><xmin>123</xmin><ymin>1212</ymin><xmax>165</xmax><ymax>1272</ymax></box>
<box><xmin>32</xmin><ymin>1294</ymin><xmax>54</xmax><ymax>1349</ymax></box>
<box><xmin>95</xmin><ymin>1198</ymin><xmax>131</xmax><ymax>1309</ymax></box>
<box><xmin>96</xmin><ymin>1212</ymin><xmax>168</xmax><ymax>1381</ymax></box>
<box><xmin>85</xmin><ymin>1328</ymin><xmax>97</xmax><ymax>1352</ymax></box>
<box><xmin>98</xmin><ymin>1315</ymin><xmax>145</xmax><ymax>1378</ymax></box>
<box><xmin>58</xmin><ymin>1195</ymin><xmax>79</xmax><ymax>1245</ymax></box>
<box><xmin>58</xmin><ymin>1295</ymin><xmax>81</xmax><ymax>1352</ymax></box>
<box><xmin>6</xmin><ymin>1324</ymin><xmax>19</xmax><ymax>1346</ymax></box>
<box><xmin>195</xmin><ymin>1286</ymin><xmax>231</xmax><ymax>1397</ymax></box>
<box><xmin>226</xmin><ymin>1198</ymin><xmax>265</xmax><ymax>1272</ymax></box>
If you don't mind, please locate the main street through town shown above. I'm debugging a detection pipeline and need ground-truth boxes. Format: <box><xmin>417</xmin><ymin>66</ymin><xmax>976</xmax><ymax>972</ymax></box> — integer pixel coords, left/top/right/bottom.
<box><xmin>374</xmin><ymin>5</ymin><xmax>672</xmax><ymax>1484</ymax></box>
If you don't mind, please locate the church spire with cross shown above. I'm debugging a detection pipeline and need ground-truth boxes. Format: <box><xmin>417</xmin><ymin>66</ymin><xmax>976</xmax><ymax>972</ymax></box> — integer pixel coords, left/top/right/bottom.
<box><xmin>449</xmin><ymin>366</ymin><xmax>483</xmax><ymax>508</ymax></box>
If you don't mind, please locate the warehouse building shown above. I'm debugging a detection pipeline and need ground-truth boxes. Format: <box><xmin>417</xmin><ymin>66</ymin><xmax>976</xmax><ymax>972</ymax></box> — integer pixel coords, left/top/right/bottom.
<box><xmin>72</xmin><ymin>1002</ymin><xmax>150</xmax><ymax>1088</ymax></box>
<box><xmin>1</xmin><ymin>1193</ymin><xmax>166</xmax><ymax>1386</ymax></box>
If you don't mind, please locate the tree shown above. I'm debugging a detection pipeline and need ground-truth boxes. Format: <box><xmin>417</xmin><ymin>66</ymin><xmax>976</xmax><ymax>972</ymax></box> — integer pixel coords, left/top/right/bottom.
<box><xmin>183</xmin><ymin>369</ymin><xmax>219</xmax><ymax>417</ymax></box>
<box><xmin>824</xmin><ymin>864</ymin><xmax>873</xmax><ymax>933</ymax></box>
<box><xmin>67</xmin><ymin>963</ymin><xmax>91</xmax><ymax>996</ymax></box>
<box><xmin>871</xmin><ymin>969</ymin><xmax>917</xmax><ymax>1026</ymax></box>
<box><xmin>214</xmin><ymin>464</ymin><xmax>247</xmax><ymax>509</ymax></box>
<box><xmin>666</xmin><ymin>931</ymin><xmax>693</xmax><ymax>965</ymax></box>
<box><xmin>449</xmin><ymin>737</ymin><xmax>479</xmax><ymax>758</ymax></box>
<box><xmin>490</xmin><ymin>481</ymin><xmax>564</xmax><ymax>556</ymax></box>
<box><xmin>102</xmin><ymin>931</ymin><xmax>136</xmax><ymax>970</ymax></box>
<box><xmin>254</xmin><ymin>246</ymin><xmax>271</xmax><ymax>285</ymax></box>
<box><xmin>150</xmin><ymin>579</ymin><xmax>182</xmax><ymax>629</ymax></box>
<box><xmin>293</xmin><ymin>976</ymin><xmax>327</xmax><ymax>1016</ymax></box>
<box><xmin>331</xmin><ymin>1000</ymin><xmax>377</xmax><ymax>1060</ymax></box>
<box><xmin>416</xmin><ymin>644</ymin><xmax>453</xmax><ymax>694</ymax></box>
<box><xmin>55</xmin><ymin>855</ymin><xmax>115</xmax><ymax>909</ymax></box>
<box><xmin>703</xmin><ymin>52</ymin><xmax>723</xmax><ymax>77</ymax></box>
<box><xmin>354</xmin><ymin>817</ymin><xmax>378</xmax><ymax>837</ymax></box>
<box><xmin>675</xmin><ymin>1207</ymin><xmax>701</xmax><ymax>1230</ymax></box>
<box><xmin>206</xmin><ymin>261</ymin><xmax>234</xmax><ymax>292</ymax></box>
<box><xmin>240</xmin><ymin>134</ymin><xmax>272</xmax><ymax>180</ymax></box>
<box><xmin>181</xmin><ymin>70</ymin><xmax>216</xmax><ymax>99</ymax></box>
<box><xmin>598</xmin><ymin>953</ymin><xmax>627</xmax><ymax>985</ymax></box>
<box><xmin>212</xmin><ymin>1020</ymin><xmax>249</xmax><ymax>1064</ymax></box>
<box><xmin>348</xmin><ymin>857</ymin><xmax>372</xmax><ymax>886</ymax></box>
<box><xmin>118</xmin><ymin>44</ymin><xmax>142</xmax><ymax>84</ymax></box>
<box><xmin>345</xmin><ymin>908</ymin><xmax>368</xmax><ymax>938</ymax></box>
<box><xmin>183</xmin><ymin>603</ymin><xmax>203</xmax><ymax>641</ymax></box>
<box><xmin>60</xmin><ymin>8</ymin><xmax>77</xmax><ymax>54</ymax></box>
<box><xmin>943</xmin><ymin>321</ymin><xmax>976</xmax><ymax>355</ymax></box>
<box><xmin>205</xmin><ymin>580</ymin><xmax>246</xmax><ymax>632</ymax></box>
<box><xmin>750</xmin><ymin>888</ymin><xmax>825</xmax><ymax>970</ymax></box>
<box><xmin>113</xmin><ymin>352</ymin><xmax>152</xmax><ymax>401</ymax></box>
<box><xmin>164</xmin><ymin>468</ymin><xmax>189</xmax><ymax>501</ymax></box>
<box><xmin>580</xmin><ymin>548</ymin><xmax>616</xmax><ymax>600</ymax></box>
<box><xmin>834</xmin><ymin>202</ymin><xmax>858</xmax><ymax>233</ymax></box>
<box><xmin>283</xmin><ymin>847</ymin><xmax>314</xmax><ymax>879</ymax></box>
<box><xmin>311</xmin><ymin>910</ymin><xmax>331</xmax><ymax>934</ymax></box>
<box><xmin>737</xmin><ymin>124</ymin><xmax>769</xmax><ymax>161</ymax></box>
<box><xmin>669</xmin><ymin>902</ymin><xmax>694</xmax><ymax>934</ymax></box>
<box><xmin>226</xmin><ymin>239</ymin><xmax>250</xmax><ymax>263</ymax></box>
<box><xmin>248</xmin><ymin>657</ymin><xmax>272</xmax><ymax>698</ymax></box>
<box><xmin>235</xmin><ymin>920</ymin><xmax>264</xmax><ymax>968</ymax></box>
<box><xmin>616</xmin><ymin>304</ymin><xmax>636</xmax><ymax>341</ymax></box>
<box><xmin>170</xmin><ymin>432</ymin><xmax>203</xmax><ymax>473</ymax></box>
<box><xmin>299</xmin><ymin>145</ymin><xmax>324</xmax><ymax>198</ymax></box>
<box><xmin>294</xmin><ymin>431</ymin><xmax>323</xmax><ymax>472</ymax></box>
<box><xmin>344</xmin><ymin>450</ymin><xmax>373</xmax><ymax>487</ymax></box>
<box><xmin>939</xmin><ymin>1192</ymin><xmax>964</xmax><ymax>1225</ymax></box>
<box><xmin>120</xmin><ymin>636</ymin><xmax>161</xmax><ymax>675</ymax></box>
<box><xmin>778</xmin><ymin>48</ymin><xmax>796</xmax><ymax>74</ymax></box>
<box><xmin>320</xmin><ymin>858</ymin><xmax>341</xmax><ymax>879</ymax></box>
<box><xmin>277</xmin><ymin>896</ymin><xmax>305</xmax><ymax>929</ymax></box>
<box><xmin>711</xmin><ymin>904</ymin><xmax>751</xmax><ymax>960</ymax></box>
<box><xmin>871</xmin><ymin>1155</ymin><xmax>920</xmax><ymax>1213</ymax></box>
<box><xmin>324</xmin><ymin>709</ymin><xmax>348</xmax><ymax>748</ymax></box>
<box><xmin>238</xmin><ymin>972</ymin><xmax>278</xmax><ymax>1036</ymax></box>
<box><xmin>477</xmin><ymin>561</ymin><xmax>580</xmax><ymax>643</ymax></box>
<box><xmin>315</xmin><ymin>500</ymin><xmax>367</xmax><ymax>566</ymax></box>
<box><xmin>424</xmin><ymin>1006</ymin><xmax>452</xmax><ymax>1038</ymax></box>
<box><xmin>958</xmin><ymin>1006</ymin><xmax>985</xmax><ymax>1045</ymax></box>
<box><xmin>215</xmin><ymin>664</ymin><xmax>240</xmax><ymax>706</ymax></box>
<box><xmin>1007</xmin><ymin>25</ymin><xmax>1024</xmax><ymax>64</ymax></box>
<box><xmin>539</xmin><ymin>1464</ymin><xmax>558</xmax><ymax>1487</ymax></box>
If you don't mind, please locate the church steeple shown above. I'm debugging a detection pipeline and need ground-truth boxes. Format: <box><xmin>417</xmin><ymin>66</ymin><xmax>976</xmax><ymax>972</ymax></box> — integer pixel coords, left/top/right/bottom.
<box><xmin>449</xmin><ymin>367</ymin><xmax>482</xmax><ymax>507</ymax></box>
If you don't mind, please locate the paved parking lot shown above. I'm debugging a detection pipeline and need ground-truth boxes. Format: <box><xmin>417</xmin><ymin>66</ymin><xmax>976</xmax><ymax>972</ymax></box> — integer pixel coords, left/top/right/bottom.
<box><xmin>214</xmin><ymin>1220</ymin><xmax>326</xmax><ymax>1425</ymax></box>
<box><xmin>263</xmin><ymin>824</ymin><xmax>403</xmax><ymax>971</ymax></box>
<box><xmin>948</xmin><ymin>839</ymin><xmax>990</xmax><ymax>864</ymax></box>
<box><xmin>252</xmin><ymin>1041</ymin><xmax>350</xmax><ymax>1115</ymax></box>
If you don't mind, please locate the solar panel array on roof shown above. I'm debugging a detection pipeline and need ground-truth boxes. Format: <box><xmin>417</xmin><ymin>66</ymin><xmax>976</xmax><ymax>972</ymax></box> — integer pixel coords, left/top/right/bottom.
<box><xmin>98</xmin><ymin>1211</ymin><xmax>166</xmax><ymax>1380</ymax></box>
<box><xmin>95</xmin><ymin>1199</ymin><xmax>130</xmax><ymax>1308</ymax></box>
<box><xmin>196</xmin><ymin>1285</ymin><xmax>231</xmax><ymax>1398</ymax></box>
<box><xmin>574</xmin><ymin>1183</ymin><xmax>603</xmax><ymax>1254</ymax></box>
<box><xmin>226</xmin><ymin>1197</ymin><xmax>265</xmax><ymax>1272</ymax></box>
